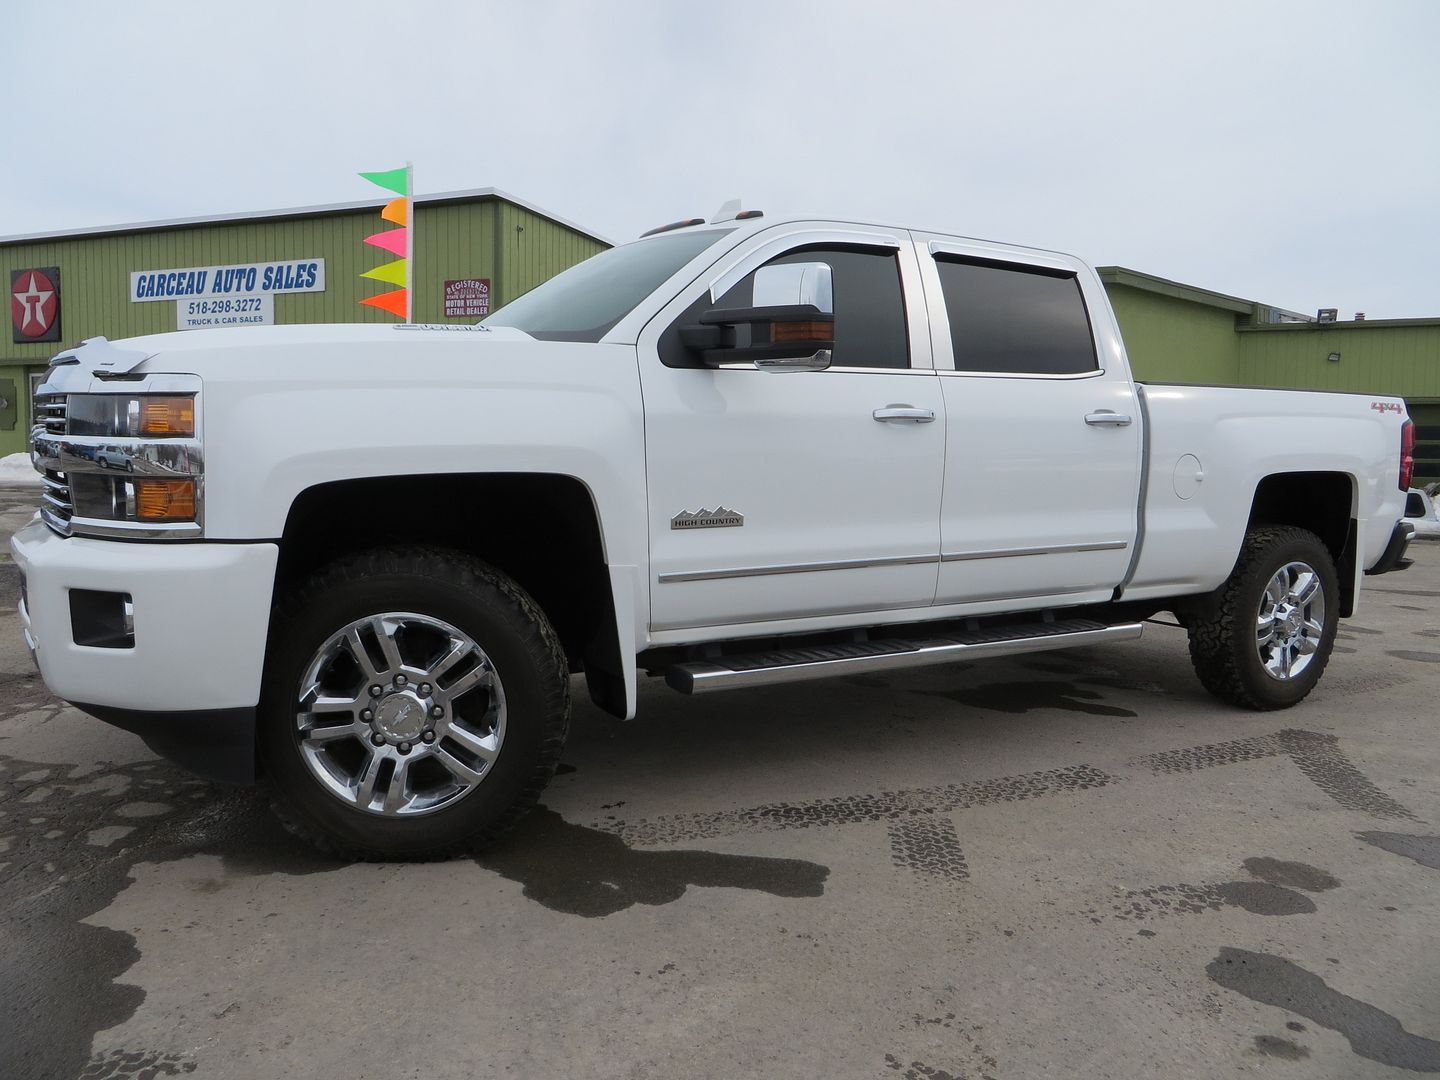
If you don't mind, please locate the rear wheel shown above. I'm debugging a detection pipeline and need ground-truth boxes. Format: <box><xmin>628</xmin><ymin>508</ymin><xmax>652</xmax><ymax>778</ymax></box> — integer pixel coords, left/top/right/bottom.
<box><xmin>1185</xmin><ymin>526</ymin><xmax>1339</xmax><ymax>710</ymax></box>
<box><xmin>258</xmin><ymin>548</ymin><xmax>569</xmax><ymax>860</ymax></box>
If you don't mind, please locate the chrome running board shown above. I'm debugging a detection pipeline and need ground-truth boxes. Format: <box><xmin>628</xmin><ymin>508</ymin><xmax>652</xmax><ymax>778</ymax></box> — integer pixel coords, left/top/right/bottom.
<box><xmin>665</xmin><ymin>619</ymin><xmax>1144</xmax><ymax>695</ymax></box>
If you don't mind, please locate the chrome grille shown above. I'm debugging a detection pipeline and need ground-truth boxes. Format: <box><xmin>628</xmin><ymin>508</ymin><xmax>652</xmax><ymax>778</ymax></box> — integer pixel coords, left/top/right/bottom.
<box><xmin>32</xmin><ymin>393</ymin><xmax>73</xmax><ymax>536</ymax></box>
<box><xmin>39</xmin><ymin>472</ymin><xmax>73</xmax><ymax>535</ymax></box>
<box><xmin>34</xmin><ymin>393</ymin><xmax>67</xmax><ymax>436</ymax></box>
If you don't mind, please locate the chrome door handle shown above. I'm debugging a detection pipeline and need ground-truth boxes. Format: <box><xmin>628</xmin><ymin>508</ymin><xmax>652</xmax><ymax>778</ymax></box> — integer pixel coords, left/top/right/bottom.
<box><xmin>873</xmin><ymin>405</ymin><xmax>936</xmax><ymax>423</ymax></box>
<box><xmin>1085</xmin><ymin>410</ymin><xmax>1133</xmax><ymax>427</ymax></box>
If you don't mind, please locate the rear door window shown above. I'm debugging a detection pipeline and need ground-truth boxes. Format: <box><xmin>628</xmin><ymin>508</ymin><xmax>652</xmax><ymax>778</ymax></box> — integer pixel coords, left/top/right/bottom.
<box><xmin>937</xmin><ymin>258</ymin><xmax>1098</xmax><ymax>375</ymax></box>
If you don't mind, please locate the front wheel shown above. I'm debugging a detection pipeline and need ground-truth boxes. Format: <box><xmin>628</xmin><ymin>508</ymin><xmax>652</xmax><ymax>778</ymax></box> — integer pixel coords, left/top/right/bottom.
<box><xmin>1185</xmin><ymin>526</ymin><xmax>1339</xmax><ymax>710</ymax></box>
<box><xmin>258</xmin><ymin>548</ymin><xmax>570</xmax><ymax>860</ymax></box>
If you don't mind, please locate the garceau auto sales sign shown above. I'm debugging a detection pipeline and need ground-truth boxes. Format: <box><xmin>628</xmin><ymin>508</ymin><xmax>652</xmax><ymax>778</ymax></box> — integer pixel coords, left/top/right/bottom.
<box><xmin>129</xmin><ymin>259</ymin><xmax>325</xmax><ymax>302</ymax></box>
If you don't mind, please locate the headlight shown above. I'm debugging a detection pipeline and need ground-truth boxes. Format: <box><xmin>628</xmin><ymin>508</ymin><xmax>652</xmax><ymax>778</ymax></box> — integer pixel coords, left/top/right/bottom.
<box><xmin>66</xmin><ymin>394</ymin><xmax>196</xmax><ymax>439</ymax></box>
<box><xmin>33</xmin><ymin>387</ymin><xmax>204</xmax><ymax>539</ymax></box>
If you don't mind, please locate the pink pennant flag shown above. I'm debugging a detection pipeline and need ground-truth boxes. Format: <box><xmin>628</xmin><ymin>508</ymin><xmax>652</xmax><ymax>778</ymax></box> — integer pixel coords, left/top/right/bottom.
<box><xmin>364</xmin><ymin>228</ymin><xmax>408</xmax><ymax>257</ymax></box>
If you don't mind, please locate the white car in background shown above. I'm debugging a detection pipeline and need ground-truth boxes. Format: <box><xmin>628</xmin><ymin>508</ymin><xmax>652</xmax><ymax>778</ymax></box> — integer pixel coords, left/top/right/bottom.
<box><xmin>1406</xmin><ymin>486</ymin><xmax>1440</xmax><ymax>539</ymax></box>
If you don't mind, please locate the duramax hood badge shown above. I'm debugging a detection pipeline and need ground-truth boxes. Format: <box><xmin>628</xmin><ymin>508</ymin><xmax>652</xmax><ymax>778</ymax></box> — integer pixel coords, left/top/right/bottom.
<box><xmin>671</xmin><ymin>506</ymin><xmax>744</xmax><ymax>530</ymax></box>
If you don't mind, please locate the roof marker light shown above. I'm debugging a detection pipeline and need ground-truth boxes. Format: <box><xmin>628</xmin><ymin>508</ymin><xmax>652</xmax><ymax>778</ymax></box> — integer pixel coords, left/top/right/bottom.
<box><xmin>639</xmin><ymin>218</ymin><xmax>706</xmax><ymax>238</ymax></box>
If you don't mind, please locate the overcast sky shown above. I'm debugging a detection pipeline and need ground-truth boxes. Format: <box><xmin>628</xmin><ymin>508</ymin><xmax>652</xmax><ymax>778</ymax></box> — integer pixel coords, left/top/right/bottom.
<box><xmin>6</xmin><ymin>1</ymin><xmax>1437</xmax><ymax>317</ymax></box>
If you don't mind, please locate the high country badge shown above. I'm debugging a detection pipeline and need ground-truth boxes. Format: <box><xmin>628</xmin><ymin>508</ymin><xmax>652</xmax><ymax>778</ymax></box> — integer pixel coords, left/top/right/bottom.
<box><xmin>671</xmin><ymin>506</ymin><xmax>744</xmax><ymax>530</ymax></box>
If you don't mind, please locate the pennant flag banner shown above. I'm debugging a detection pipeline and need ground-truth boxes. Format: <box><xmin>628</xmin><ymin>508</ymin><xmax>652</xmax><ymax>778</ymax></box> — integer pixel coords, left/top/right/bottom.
<box><xmin>381</xmin><ymin>197</ymin><xmax>408</xmax><ymax>226</ymax></box>
<box><xmin>361</xmin><ymin>260</ymin><xmax>408</xmax><ymax>287</ymax></box>
<box><xmin>357</xmin><ymin>163</ymin><xmax>412</xmax><ymax>320</ymax></box>
<box><xmin>364</xmin><ymin>229</ymin><xmax>408</xmax><ymax>257</ymax></box>
<box><xmin>360</xmin><ymin>291</ymin><xmax>408</xmax><ymax>318</ymax></box>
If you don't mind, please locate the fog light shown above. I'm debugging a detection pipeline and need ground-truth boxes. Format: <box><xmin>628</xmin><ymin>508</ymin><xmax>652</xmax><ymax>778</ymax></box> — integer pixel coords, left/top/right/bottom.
<box><xmin>70</xmin><ymin>589</ymin><xmax>135</xmax><ymax>649</ymax></box>
<box><xmin>135</xmin><ymin>479</ymin><xmax>196</xmax><ymax>521</ymax></box>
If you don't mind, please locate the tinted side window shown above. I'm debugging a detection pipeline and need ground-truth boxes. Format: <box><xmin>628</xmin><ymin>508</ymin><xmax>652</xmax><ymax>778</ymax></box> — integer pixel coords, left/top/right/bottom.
<box><xmin>716</xmin><ymin>248</ymin><xmax>911</xmax><ymax>369</ymax></box>
<box><xmin>937</xmin><ymin>259</ymin><xmax>1097</xmax><ymax>375</ymax></box>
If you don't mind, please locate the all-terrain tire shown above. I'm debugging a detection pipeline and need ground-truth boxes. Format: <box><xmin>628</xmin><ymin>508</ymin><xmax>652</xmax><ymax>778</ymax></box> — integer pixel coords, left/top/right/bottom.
<box><xmin>1185</xmin><ymin>526</ymin><xmax>1339</xmax><ymax>710</ymax></box>
<box><xmin>258</xmin><ymin>547</ymin><xmax>569</xmax><ymax>861</ymax></box>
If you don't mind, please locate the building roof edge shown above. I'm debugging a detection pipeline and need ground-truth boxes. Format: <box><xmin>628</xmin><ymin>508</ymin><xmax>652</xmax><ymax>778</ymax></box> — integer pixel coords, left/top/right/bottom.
<box><xmin>0</xmin><ymin>186</ymin><xmax>611</xmax><ymax>247</ymax></box>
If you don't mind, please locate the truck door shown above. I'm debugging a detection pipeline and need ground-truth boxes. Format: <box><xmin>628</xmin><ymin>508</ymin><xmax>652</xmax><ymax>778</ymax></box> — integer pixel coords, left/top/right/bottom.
<box><xmin>637</xmin><ymin>229</ymin><xmax>945</xmax><ymax>633</ymax></box>
<box><xmin>916</xmin><ymin>238</ymin><xmax>1142</xmax><ymax>607</ymax></box>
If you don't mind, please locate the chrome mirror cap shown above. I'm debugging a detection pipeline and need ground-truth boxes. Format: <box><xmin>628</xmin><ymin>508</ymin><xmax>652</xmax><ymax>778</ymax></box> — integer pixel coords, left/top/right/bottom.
<box><xmin>752</xmin><ymin>262</ymin><xmax>833</xmax><ymax>314</ymax></box>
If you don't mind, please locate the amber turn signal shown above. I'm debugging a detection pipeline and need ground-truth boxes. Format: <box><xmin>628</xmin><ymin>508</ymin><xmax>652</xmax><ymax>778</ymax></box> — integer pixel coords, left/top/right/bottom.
<box><xmin>134</xmin><ymin>479</ymin><xmax>196</xmax><ymax>521</ymax></box>
<box><xmin>139</xmin><ymin>396</ymin><xmax>196</xmax><ymax>436</ymax></box>
<box><xmin>771</xmin><ymin>320</ymin><xmax>833</xmax><ymax>344</ymax></box>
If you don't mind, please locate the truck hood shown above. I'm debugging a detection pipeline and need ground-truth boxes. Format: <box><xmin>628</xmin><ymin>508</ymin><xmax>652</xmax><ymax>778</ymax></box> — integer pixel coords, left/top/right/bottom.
<box><xmin>50</xmin><ymin>323</ymin><xmax>541</xmax><ymax>377</ymax></box>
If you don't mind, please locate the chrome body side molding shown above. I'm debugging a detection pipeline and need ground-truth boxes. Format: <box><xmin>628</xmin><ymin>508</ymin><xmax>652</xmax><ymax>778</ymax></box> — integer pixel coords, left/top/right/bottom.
<box><xmin>658</xmin><ymin>553</ymin><xmax>938</xmax><ymax>584</ymax></box>
<box><xmin>940</xmin><ymin>540</ymin><xmax>1128</xmax><ymax>562</ymax></box>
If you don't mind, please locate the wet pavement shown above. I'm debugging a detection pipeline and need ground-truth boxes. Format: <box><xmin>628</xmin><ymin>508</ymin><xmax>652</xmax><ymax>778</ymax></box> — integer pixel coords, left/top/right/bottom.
<box><xmin>0</xmin><ymin>482</ymin><xmax>1436</xmax><ymax>1079</ymax></box>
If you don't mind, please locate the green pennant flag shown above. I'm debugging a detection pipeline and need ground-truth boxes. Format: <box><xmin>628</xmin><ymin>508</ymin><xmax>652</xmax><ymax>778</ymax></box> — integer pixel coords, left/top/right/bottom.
<box><xmin>358</xmin><ymin>167</ymin><xmax>409</xmax><ymax>196</ymax></box>
<box><xmin>361</xmin><ymin>259</ymin><xmax>408</xmax><ymax>287</ymax></box>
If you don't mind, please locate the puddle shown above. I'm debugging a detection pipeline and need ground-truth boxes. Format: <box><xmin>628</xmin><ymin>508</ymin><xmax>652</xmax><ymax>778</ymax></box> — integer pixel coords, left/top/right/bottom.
<box><xmin>1242</xmin><ymin>857</ymin><xmax>1340</xmax><ymax>891</ymax></box>
<box><xmin>1357</xmin><ymin>832</ymin><xmax>1440</xmax><ymax>871</ymax></box>
<box><xmin>0</xmin><ymin>750</ymin><xmax>340</xmax><ymax>1080</ymax></box>
<box><xmin>1250</xmin><ymin>1035</ymin><xmax>1309</xmax><ymax>1060</ymax></box>
<box><xmin>1207</xmin><ymin>948</ymin><xmax>1440</xmax><ymax>1072</ymax></box>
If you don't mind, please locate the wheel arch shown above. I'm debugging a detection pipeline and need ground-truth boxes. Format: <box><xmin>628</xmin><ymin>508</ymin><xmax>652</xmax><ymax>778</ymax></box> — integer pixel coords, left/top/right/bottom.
<box><xmin>1245</xmin><ymin>470</ymin><xmax>1358</xmax><ymax>617</ymax></box>
<box><xmin>272</xmin><ymin>472</ymin><xmax>633</xmax><ymax>719</ymax></box>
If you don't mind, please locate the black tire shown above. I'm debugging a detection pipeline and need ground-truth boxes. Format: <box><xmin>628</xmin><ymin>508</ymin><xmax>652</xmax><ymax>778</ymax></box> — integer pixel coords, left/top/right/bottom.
<box><xmin>1185</xmin><ymin>526</ymin><xmax>1339</xmax><ymax>710</ymax></box>
<box><xmin>258</xmin><ymin>547</ymin><xmax>569</xmax><ymax>861</ymax></box>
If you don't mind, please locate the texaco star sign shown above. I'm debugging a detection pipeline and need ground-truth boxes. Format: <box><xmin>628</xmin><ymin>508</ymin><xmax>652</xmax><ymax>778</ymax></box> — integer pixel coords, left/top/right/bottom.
<box><xmin>11</xmin><ymin>267</ymin><xmax>61</xmax><ymax>343</ymax></box>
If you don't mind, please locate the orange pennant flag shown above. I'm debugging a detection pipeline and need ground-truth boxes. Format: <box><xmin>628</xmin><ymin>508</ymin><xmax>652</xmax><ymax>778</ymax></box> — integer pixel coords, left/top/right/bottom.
<box><xmin>360</xmin><ymin>289</ymin><xmax>408</xmax><ymax>318</ymax></box>
<box><xmin>381</xmin><ymin>197</ymin><xmax>408</xmax><ymax>226</ymax></box>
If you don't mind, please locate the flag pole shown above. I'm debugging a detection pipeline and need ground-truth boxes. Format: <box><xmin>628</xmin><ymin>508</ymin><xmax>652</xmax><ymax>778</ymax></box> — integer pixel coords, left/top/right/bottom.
<box><xmin>405</xmin><ymin>160</ymin><xmax>414</xmax><ymax>323</ymax></box>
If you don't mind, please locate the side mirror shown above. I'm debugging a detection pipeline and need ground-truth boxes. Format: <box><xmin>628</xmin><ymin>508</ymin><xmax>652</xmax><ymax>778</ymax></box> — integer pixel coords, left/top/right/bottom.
<box><xmin>681</xmin><ymin>261</ymin><xmax>834</xmax><ymax>371</ymax></box>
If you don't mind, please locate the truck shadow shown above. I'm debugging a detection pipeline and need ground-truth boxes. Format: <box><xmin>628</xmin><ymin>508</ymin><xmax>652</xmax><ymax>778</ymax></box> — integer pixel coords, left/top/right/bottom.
<box><xmin>477</xmin><ymin>805</ymin><xmax>828</xmax><ymax>917</ymax></box>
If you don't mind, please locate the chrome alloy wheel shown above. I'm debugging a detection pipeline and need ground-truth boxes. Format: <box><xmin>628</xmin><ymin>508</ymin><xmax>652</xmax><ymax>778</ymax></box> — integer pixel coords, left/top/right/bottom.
<box><xmin>294</xmin><ymin>613</ymin><xmax>506</xmax><ymax>816</ymax></box>
<box><xmin>1255</xmin><ymin>561</ymin><xmax>1326</xmax><ymax>681</ymax></box>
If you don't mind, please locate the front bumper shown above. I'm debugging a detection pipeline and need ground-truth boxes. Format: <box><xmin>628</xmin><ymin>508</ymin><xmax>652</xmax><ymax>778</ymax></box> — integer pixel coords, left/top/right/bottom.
<box><xmin>11</xmin><ymin>519</ymin><xmax>278</xmax><ymax>781</ymax></box>
<box><xmin>1365</xmin><ymin>520</ymin><xmax>1415</xmax><ymax>576</ymax></box>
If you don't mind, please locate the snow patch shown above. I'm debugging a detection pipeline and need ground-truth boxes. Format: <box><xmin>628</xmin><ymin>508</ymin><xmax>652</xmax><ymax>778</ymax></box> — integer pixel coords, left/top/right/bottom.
<box><xmin>0</xmin><ymin>452</ymin><xmax>41</xmax><ymax>485</ymax></box>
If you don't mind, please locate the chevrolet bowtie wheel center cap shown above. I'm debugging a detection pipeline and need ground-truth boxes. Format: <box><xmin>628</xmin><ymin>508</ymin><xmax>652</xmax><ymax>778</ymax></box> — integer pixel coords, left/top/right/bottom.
<box><xmin>373</xmin><ymin>692</ymin><xmax>428</xmax><ymax>742</ymax></box>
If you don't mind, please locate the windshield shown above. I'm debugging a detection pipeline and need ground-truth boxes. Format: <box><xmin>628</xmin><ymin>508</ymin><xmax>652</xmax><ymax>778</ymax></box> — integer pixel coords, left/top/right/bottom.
<box><xmin>482</xmin><ymin>229</ymin><xmax>733</xmax><ymax>342</ymax></box>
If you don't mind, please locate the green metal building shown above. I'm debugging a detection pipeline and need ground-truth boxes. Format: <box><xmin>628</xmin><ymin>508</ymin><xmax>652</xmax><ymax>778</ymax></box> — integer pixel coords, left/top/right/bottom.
<box><xmin>1100</xmin><ymin>267</ymin><xmax>1440</xmax><ymax>484</ymax></box>
<box><xmin>0</xmin><ymin>188</ymin><xmax>607</xmax><ymax>457</ymax></box>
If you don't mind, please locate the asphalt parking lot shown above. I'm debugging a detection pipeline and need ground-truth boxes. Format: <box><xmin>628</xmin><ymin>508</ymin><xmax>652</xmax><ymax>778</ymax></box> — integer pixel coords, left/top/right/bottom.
<box><xmin>0</xmin><ymin>485</ymin><xmax>1436</xmax><ymax>1080</ymax></box>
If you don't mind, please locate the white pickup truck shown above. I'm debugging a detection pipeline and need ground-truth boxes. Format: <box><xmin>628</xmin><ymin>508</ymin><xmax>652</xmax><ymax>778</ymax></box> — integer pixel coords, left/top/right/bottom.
<box><xmin>14</xmin><ymin>211</ymin><xmax>1417</xmax><ymax>859</ymax></box>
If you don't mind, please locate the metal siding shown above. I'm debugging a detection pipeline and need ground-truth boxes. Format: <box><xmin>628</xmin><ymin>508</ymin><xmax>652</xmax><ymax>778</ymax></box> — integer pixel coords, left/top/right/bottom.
<box><xmin>498</xmin><ymin>203</ymin><xmax>606</xmax><ymax>306</ymax></box>
<box><xmin>1103</xmin><ymin>285</ymin><xmax>1243</xmax><ymax>384</ymax></box>
<box><xmin>1238</xmin><ymin>323</ymin><xmax>1440</xmax><ymax>398</ymax></box>
<box><xmin>1411</xmin><ymin>401</ymin><xmax>1440</xmax><ymax>484</ymax></box>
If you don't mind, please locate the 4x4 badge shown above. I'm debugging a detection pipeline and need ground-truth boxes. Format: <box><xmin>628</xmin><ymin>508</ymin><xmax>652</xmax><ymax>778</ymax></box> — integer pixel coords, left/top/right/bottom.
<box><xmin>671</xmin><ymin>506</ymin><xmax>744</xmax><ymax>530</ymax></box>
